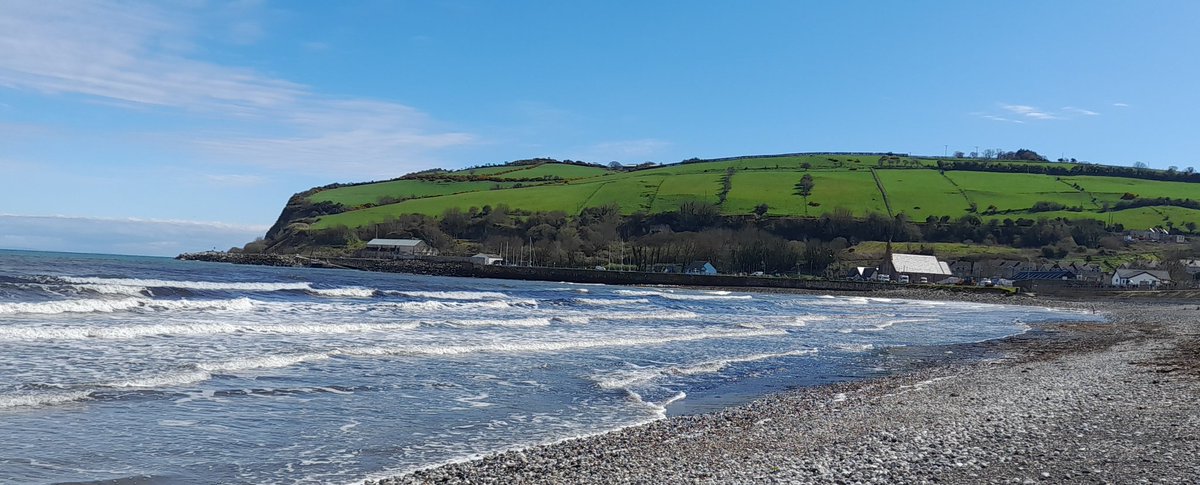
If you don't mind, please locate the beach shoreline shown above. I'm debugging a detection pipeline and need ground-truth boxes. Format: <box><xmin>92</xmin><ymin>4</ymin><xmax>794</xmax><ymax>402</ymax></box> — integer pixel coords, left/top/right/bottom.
<box><xmin>368</xmin><ymin>299</ymin><xmax>1198</xmax><ymax>484</ymax></box>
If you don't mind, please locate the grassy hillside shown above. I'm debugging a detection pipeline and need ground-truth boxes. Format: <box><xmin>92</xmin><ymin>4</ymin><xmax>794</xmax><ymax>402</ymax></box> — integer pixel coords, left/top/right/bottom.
<box><xmin>301</xmin><ymin>155</ymin><xmax>1200</xmax><ymax>231</ymax></box>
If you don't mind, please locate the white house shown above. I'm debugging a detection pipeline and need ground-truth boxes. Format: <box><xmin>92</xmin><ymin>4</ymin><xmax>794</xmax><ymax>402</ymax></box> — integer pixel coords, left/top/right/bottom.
<box><xmin>881</xmin><ymin>252</ymin><xmax>952</xmax><ymax>282</ymax></box>
<box><xmin>364</xmin><ymin>238</ymin><xmax>438</xmax><ymax>257</ymax></box>
<box><xmin>1111</xmin><ymin>269</ymin><xmax>1171</xmax><ymax>288</ymax></box>
<box><xmin>684</xmin><ymin>261</ymin><xmax>718</xmax><ymax>275</ymax></box>
<box><xmin>470</xmin><ymin>253</ymin><xmax>504</xmax><ymax>265</ymax></box>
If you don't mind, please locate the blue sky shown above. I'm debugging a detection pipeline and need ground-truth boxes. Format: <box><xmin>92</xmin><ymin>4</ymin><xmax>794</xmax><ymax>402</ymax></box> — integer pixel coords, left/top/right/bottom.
<box><xmin>2</xmin><ymin>0</ymin><xmax>1199</xmax><ymax>256</ymax></box>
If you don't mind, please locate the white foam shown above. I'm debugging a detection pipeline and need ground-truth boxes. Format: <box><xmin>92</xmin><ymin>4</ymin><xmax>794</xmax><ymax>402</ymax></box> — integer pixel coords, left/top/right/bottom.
<box><xmin>617</xmin><ymin>289</ymin><xmax>752</xmax><ymax>301</ymax></box>
<box><xmin>105</xmin><ymin>370</ymin><xmax>212</xmax><ymax>388</ymax></box>
<box><xmin>69</xmin><ymin>283</ymin><xmax>151</xmax><ymax>296</ymax></box>
<box><xmin>0</xmin><ymin>390</ymin><xmax>92</xmax><ymax>409</ymax></box>
<box><xmin>574</xmin><ymin>298</ymin><xmax>650</xmax><ymax>306</ymax></box>
<box><xmin>613</xmin><ymin>289</ymin><xmax>663</xmax><ymax>297</ymax></box>
<box><xmin>0</xmin><ymin>297</ymin><xmax>260</xmax><ymax>315</ymax></box>
<box><xmin>441</xmin><ymin>317</ymin><xmax>553</xmax><ymax>328</ymax></box>
<box><xmin>596</xmin><ymin>310</ymin><xmax>700</xmax><ymax>321</ymax></box>
<box><xmin>309</xmin><ymin>287</ymin><xmax>376</xmax><ymax>298</ymax></box>
<box><xmin>0</xmin><ymin>321</ymin><xmax>420</xmax><ymax>341</ymax></box>
<box><xmin>594</xmin><ymin>349</ymin><xmax>818</xmax><ymax>389</ymax></box>
<box><xmin>378</xmin><ymin>300</ymin><xmax>534</xmax><ymax>312</ymax></box>
<box><xmin>391</xmin><ymin>291</ymin><xmax>509</xmax><ymax>300</ymax></box>
<box><xmin>61</xmin><ymin>277</ymin><xmax>315</xmax><ymax>292</ymax></box>
<box><xmin>197</xmin><ymin>352</ymin><xmax>333</xmax><ymax>373</ymax></box>
<box><xmin>833</xmin><ymin>343</ymin><xmax>876</xmax><ymax>352</ymax></box>
<box><xmin>346</xmin><ymin>329</ymin><xmax>787</xmax><ymax>358</ymax></box>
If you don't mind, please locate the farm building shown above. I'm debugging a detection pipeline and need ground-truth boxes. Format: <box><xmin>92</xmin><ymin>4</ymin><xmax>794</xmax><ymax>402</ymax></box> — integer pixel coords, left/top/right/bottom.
<box><xmin>1111</xmin><ymin>269</ymin><xmax>1171</xmax><ymax>288</ymax></box>
<box><xmin>470</xmin><ymin>253</ymin><xmax>504</xmax><ymax>265</ymax></box>
<box><xmin>879</xmin><ymin>251</ymin><xmax>951</xmax><ymax>283</ymax></box>
<box><xmin>684</xmin><ymin>261</ymin><xmax>718</xmax><ymax>275</ymax></box>
<box><xmin>364</xmin><ymin>238</ymin><xmax>438</xmax><ymax>257</ymax></box>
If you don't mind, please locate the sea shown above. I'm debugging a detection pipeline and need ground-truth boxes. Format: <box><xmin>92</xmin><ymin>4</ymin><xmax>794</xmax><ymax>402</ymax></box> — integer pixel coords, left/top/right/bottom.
<box><xmin>0</xmin><ymin>250</ymin><xmax>1096</xmax><ymax>484</ymax></box>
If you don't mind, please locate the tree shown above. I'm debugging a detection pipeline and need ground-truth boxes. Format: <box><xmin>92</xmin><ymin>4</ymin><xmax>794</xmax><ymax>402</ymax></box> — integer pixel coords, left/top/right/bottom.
<box><xmin>795</xmin><ymin>173</ymin><xmax>815</xmax><ymax>215</ymax></box>
<box><xmin>753</xmin><ymin>203</ymin><xmax>769</xmax><ymax>218</ymax></box>
<box><xmin>1133</xmin><ymin>162</ymin><xmax>1149</xmax><ymax>169</ymax></box>
<box><xmin>953</xmin><ymin>151</ymin><xmax>965</xmax><ymax>158</ymax></box>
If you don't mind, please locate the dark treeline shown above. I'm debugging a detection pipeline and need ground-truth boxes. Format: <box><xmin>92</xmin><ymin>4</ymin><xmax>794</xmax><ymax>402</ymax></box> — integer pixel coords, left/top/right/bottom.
<box><xmin>936</xmin><ymin>159</ymin><xmax>1200</xmax><ymax>184</ymax></box>
<box><xmin>256</xmin><ymin>201</ymin><xmax>1174</xmax><ymax>276</ymax></box>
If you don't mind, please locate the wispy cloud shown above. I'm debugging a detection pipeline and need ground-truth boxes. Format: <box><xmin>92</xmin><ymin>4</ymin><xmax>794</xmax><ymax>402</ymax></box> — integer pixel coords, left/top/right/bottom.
<box><xmin>978</xmin><ymin>103</ymin><xmax>1104</xmax><ymax>123</ymax></box>
<box><xmin>1001</xmin><ymin>104</ymin><xmax>1059</xmax><ymax>120</ymax></box>
<box><xmin>1062</xmin><ymin>106</ymin><xmax>1100</xmax><ymax>116</ymax></box>
<box><xmin>0</xmin><ymin>0</ymin><xmax>474</xmax><ymax>176</ymax></box>
<box><xmin>1113</xmin><ymin>102</ymin><xmax>1130</xmax><ymax>107</ymax></box>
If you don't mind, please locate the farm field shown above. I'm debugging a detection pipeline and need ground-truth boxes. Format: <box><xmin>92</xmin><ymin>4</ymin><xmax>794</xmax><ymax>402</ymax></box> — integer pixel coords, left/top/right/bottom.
<box><xmin>297</xmin><ymin>156</ymin><xmax>1200</xmax><ymax>231</ymax></box>
<box><xmin>492</xmin><ymin>163</ymin><xmax>612</xmax><ymax>180</ymax></box>
<box><xmin>874</xmin><ymin>169</ymin><xmax>968</xmax><ymax>220</ymax></box>
<box><xmin>944</xmin><ymin>171</ymin><xmax>1096</xmax><ymax>212</ymax></box>
<box><xmin>308</xmin><ymin>180</ymin><xmax>525</xmax><ymax>207</ymax></box>
<box><xmin>647</xmin><ymin>173</ymin><xmax>724</xmax><ymax>213</ymax></box>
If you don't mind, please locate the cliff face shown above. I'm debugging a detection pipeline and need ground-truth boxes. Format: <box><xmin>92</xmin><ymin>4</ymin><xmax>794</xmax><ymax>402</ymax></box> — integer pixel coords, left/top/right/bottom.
<box><xmin>261</xmin><ymin>194</ymin><xmax>348</xmax><ymax>250</ymax></box>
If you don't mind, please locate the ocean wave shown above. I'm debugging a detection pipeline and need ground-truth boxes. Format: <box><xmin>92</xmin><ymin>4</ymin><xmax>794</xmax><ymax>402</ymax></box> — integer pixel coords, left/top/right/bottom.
<box><xmin>376</xmin><ymin>299</ymin><xmax>536</xmax><ymax>312</ymax></box>
<box><xmin>104</xmin><ymin>370</ymin><xmax>213</xmax><ymax>388</ymax></box>
<box><xmin>439</xmin><ymin>317</ymin><xmax>554</xmax><ymax>328</ymax></box>
<box><xmin>388</xmin><ymin>291</ymin><xmax>510</xmax><ymax>300</ymax></box>
<box><xmin>573</xmin><ymin>298</ymin><xmax>651</xmax><ymax>306</ymax></box>
<box><xmin>615</xmin><ymin>289</ymin><xmax>752</xmax><ymax>301</ymax></box>
<box><xmin>0</xmin><ymin>390</ymin><xmax>93</xmax><ymax>409</ymax></box>
<box><xmin>61</xmin><ymin>276</ymin><xmax>313</xmax><ymax>292</ymax></box>
<box><xmin>595</xmin><ymin>310</ymin><xmax>700</xmax><ymax>321</ymax></box>
<box><xmin>0</xmin><ymin>297</ymin><xmax>257</xmax><ymax>315</ymax></box>
<box><xmin>594</xmin><ymin>349</ymin><xmax>818</xmax><ymax>390</ymax></box>
<box><xmin>197</xmin><ymin>352</ymin><xmax>334</xmax><ymax>373</ymax></box>
<box><xmin>308</xmin><ymin>287</ymin><xmax>376</xmax><ymax>298</ymax></box>
<box><xmin>0</xmin><ymin>321</ymin><xmax>420</xmax><ymax>341</ymax></box>
<box><xmin>345</xmin><ymin>328</ymin><xmax>787</xmax><ymax>357</ymax></box>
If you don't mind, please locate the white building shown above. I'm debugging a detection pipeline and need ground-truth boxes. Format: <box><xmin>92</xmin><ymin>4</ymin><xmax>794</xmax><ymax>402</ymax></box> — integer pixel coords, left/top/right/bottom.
<box><xmin>470</xmin><ymin>253</ymin><xmax>504</xmax><ymax>265</ymax></box>
<box><xmin>881</xmin><ymin>252</ymin><xmax>952</xmax><ymax>282</ymax></box>
<box><xmin>1111</xmin><ymin>269</ymin><xmax>1171</xmax><ymax>288</ymax></box>
<box><xmin>364</xmin><ymin>238</ymin><xmax>438</xmax><ymax>257</ymax></box>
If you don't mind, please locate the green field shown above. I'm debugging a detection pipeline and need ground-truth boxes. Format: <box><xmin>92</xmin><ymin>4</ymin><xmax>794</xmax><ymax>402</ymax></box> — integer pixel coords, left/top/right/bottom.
<box><xmin>309</xmin><ymin>180</ymin><xmax>526</xmax><ymax>207</ymax></box>
<box><xmin>492</xmin><ymin>163</ymin><xmax>612</xmax><ymax>180</ymax></box>
<box><xmin>297</xmin><ymin>157</ymin><xmax>1200</xmax><ymax>231</ymax></box>
<box><xmin>944</xmin><ymin>172</ymin><xmax>1096</xmax><ymax>212</ymax></box>
<box><xmin>875</xmin><ymin>170</ymin><xmax>969</xmax><ymax>220</ymax></box>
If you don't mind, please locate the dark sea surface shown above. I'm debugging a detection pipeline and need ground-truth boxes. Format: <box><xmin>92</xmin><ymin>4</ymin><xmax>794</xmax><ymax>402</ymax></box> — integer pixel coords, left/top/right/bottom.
<box><xmin>0</xmin><ymin>250</ymin><xmax>1094</xmax><ymax>484</ymax></box>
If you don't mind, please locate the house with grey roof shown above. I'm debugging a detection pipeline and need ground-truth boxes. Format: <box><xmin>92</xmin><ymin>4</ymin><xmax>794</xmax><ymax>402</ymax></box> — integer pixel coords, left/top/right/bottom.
<box><xmin>1111</xmin><ymin>269</ymin><xmax>1171</xmax><ymax>288</ymax></box>
<box><xmin>364</xmin><ymin>238</ymin><xmax>438</xmax><ymax>257</ymax></box>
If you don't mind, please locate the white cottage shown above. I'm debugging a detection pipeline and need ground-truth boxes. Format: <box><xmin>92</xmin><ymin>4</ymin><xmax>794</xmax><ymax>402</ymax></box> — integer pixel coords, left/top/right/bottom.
<box><xmin>1111</xmin><ymin>269</ymin><xmax>1171</xmax><ymax>288</ymax></box>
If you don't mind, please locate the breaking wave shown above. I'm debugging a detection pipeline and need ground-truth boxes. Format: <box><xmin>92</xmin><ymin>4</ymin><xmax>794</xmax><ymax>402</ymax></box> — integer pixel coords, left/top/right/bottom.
<box><xmin>594</xmin><ymin>349</ymin><xmax>819</xmax><ymax>390</ymax></box>
<box><xmin>0</xmin><ymin>321</ymin><xmax>420</xmax><ymax>341</ymax></box>
<box><xmin>0</xmin><ymin>297</ymin><xmax>256</xmax><ymax>315</ymax></box>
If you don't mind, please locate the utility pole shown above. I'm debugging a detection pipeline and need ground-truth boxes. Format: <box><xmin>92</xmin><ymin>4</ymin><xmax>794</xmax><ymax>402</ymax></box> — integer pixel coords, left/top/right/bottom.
<box><xmin>944</xmin><ymin>145</ymin><xmax>948</xmax><ymax>157</ymax></box>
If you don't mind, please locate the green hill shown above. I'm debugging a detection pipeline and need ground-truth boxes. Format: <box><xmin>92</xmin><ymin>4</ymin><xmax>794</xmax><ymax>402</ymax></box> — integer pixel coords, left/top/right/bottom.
<box><xmin>297</xmin><ymin>154</ymin><xmax>1200</xmax><ymax>233</ymax></box>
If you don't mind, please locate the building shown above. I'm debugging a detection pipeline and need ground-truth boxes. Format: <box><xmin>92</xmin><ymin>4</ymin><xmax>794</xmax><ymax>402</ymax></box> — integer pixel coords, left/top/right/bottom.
<box><xmin>1111</xmin><ymin>269</ymin><xmax>1171</xmax><ymax>288</ymax></box>
<box><xmin>364</xmin><ymin>238</ymin><xmax>438</xmax><ymax>257</ymax></box>
<box><xmin>470</xmin><ymin>253</ymin><xmax>504</xmax><ymax>265</ymax></box>
<box><xmin>683</xmin><ymin>261</ymin><xmax>718</xmax><ymax>275</ymax></box>
<box><xmin>849</xmin><ymin>266</ymin><xmax>878</xmax><ymax>281</ymax></box>
<box><xmin>1183</xmin><ymin>259</ymin><xmax>1200</xmax><ymax>275</ymax></box>
<box><xmin>1012</xmin><ymin>270</ymin><xmax>1076</xmax><ymax>281</ymax></box>
<box><xmin>880</xmin><ymin>251</ymin><xmax>952</xmax><ymax>283</ymax></box>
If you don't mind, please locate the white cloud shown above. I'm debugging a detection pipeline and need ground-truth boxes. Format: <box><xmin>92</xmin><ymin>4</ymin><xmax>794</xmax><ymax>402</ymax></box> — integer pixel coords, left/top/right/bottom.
<box><xmin>1001</xmin><ymin>104</ymin><xmax>1058</xmax><ymax>120</ymax></box>
<box><xmin>1113</xmin><ymin>102</ymin><xmax>1130</xmax><ymax>107</ymax></box>
<box><xmin>1062</xmin><ymin>106</ymin><xmax>1100</xmax><ymax>116</ymax></box>
<box><xmin>0</xmin><ymin>0</ymin><xmax>474</xmax><ymax>176</ymax></box>
<box><xmin>978</xmin><ymin>113</ymin><xmax>1024</xmax><ymax>124</ymax></box>
<box><xmin>0</xmin><ymin>214</ymin><xmax>268</xmax><ymax>256</ymax></box>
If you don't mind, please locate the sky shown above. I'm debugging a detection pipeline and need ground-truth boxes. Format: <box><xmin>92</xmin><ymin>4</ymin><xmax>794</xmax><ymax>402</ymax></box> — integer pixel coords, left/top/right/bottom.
<box><xmin>2</xmin><ymin>0</ymin><xmax>1199</xmax><ymax>256</ymax></box>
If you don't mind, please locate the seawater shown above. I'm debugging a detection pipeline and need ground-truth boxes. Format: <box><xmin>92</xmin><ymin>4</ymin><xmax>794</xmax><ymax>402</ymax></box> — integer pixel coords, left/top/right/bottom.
<box><xmin>0</xmin><ymin>250</ymin><xmax>1094</xmax><ymax>484</ymax></box>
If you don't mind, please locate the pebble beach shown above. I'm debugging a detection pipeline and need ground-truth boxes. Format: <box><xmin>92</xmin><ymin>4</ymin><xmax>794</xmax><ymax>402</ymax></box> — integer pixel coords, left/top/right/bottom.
<box><xmin>370</xmin><ymin>299</ymin><xmax>1200</xmax><ymax>484</ymax></box>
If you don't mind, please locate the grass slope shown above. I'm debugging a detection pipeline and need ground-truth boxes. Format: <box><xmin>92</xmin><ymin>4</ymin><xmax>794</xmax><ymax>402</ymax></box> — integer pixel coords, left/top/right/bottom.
<box><xmin>303</xmin><ymin>158</ymin><xmax>1200</xmax><ymax>231</ymax></box>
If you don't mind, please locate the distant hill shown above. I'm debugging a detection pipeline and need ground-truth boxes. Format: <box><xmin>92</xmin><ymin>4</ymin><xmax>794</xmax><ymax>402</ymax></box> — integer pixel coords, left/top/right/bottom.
<box><xmin>274</xmin><ymin>153</ymin><xmax>1200</xmax><ymax>239</ymax></box>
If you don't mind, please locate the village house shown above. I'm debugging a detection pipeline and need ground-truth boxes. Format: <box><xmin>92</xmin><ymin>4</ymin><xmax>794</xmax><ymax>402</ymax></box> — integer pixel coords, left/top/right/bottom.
<box><xmin>1111</xmin><ymin>269</ymin><xmax>1171</xmax><ymax>288</ymax></box>
<box><xmin>1183</xmin><ymin>259</ymin><xmax>1200</xmax><ymax>275</ymax></box>
<box><xmin>880</xmin><ymin>251</ymin><xmax>952</xmax><ymax>283</ymax></box>
<box><xmin>363</xmin><ymin>238</ymin><xmax>438</xmax><ymax>258</ymax></box>
<box><xmin>683</xmin><ymin>261</ymin><xmax>718</xmax><ymax>275</ymax></box>
<box><xmin>470</xmin><ymin>253</ymin><xmax>504</xmax><ymax>265</ymax></box>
